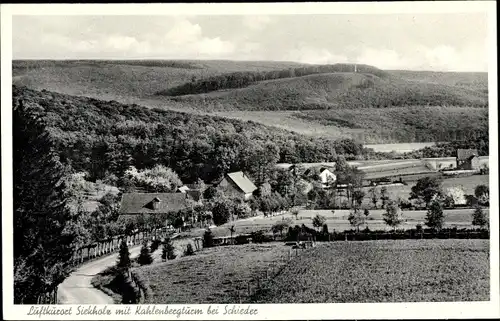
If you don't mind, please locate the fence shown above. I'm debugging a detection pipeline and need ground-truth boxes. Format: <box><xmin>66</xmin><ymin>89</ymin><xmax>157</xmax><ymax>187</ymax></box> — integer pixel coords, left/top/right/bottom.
<box><xmin>38</xmin><ymin>227</ymin><xmax>173</xmax><ymax>304</ymax></box>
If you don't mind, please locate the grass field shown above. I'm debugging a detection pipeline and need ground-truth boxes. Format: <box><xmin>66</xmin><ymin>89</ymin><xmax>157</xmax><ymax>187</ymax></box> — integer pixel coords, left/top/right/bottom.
<box><xmin>252</xmin><ymin>239</ymin><xmax>489</xmax><ymax>303</ymax></box>
<box><xmin>139</xmin><ymin>243</ymin><xmax>290</xmax><ymax>304</ymax></box>
<box><xmin>136</xmin><ymin>240</ymin><xmax>489</xmax><ymax>303</ymax></box>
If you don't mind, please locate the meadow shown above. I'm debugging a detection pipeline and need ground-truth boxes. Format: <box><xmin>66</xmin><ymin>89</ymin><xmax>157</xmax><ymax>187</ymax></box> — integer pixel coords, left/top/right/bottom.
<box><xmin>251</xmin><ymin>239</ymin><xmax>489</xmax><ymax>303</ymax></box>
<box><xmin>139</xmin><ymin>243</ymin><xmax>290</xmax><ymax>304</ymax></box>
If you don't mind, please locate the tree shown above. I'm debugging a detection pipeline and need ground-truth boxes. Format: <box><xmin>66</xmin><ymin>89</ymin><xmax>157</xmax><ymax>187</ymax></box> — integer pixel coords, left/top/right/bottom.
<box><xmin>124</xmin><ymin>165</ymin><xmax>182</xmax><ymax>192</ymax></box>
<box><xmin>212</xmin><ymin>199</ymin><xmax>233</xmax><ymax>225</ymax></box>
<box><xmin>444</xmin><ymin>186</ymin><xmax>466</xmax><ymax>207</ymax></box>
<box><xmin>162</xmin><ymin>237</ymin><xmax>176</xmax><ymax>261</ymax></box>
<box><xmin>472</xmin><ymin>205</ymin><xmax>488</xmax><ymax>228</ymax></box>
<box><xmin>312</xmin><ymin>214</ymin><xmax>327</xmax><ymax>231</ymax></box>
<box><xmin>380</xmin><ymin>186</ymin><xmax>389</xmax><ymax>208</ymax></box>
<box><xmin>13</xmin><ymin>100</ymin><xmax>81</xmax><ymax>304</ymax></box>
<box><xmin>425</xmin><ymin>200</ymin><xmax>444</xmax><ymax>231</ymax></box>
<box><xmin>228</xmin><ymin>225</ymin><xmax>236</xmax><ymax>244</ymax></box>
<box><xmin>271</xmin><ymin>218</ymin><xmax>292</xmax><ymax>238</ymax></box>
<box><xmin>369</xmin><ymin>187</ymin><xmax>379</xmax><ymax>209</ymax></box>
<box><xmin>117</xmin><ymin>240</ymin><xmax>131</xmax><ymax>269</ymax></box>
<box><xmin>138</xmin><ymin>241</ymin><xmax>153</xmax><ymax>265</ymax></box>
<box><xmin>352</xmin><ymin>190</ymin><xmax>366</xmax><ymax>207</ymax></box>
<box><xmin>203</xmin><ymin>228</ymin><xmax>214</xmax><ymax>248</ymax></box>
<box><xmin>410</xmin><ymin>177</ymin><xmax>443</xmax><ymax>208</ymax></box>
<box><xmin>348</xmin><ymin>207</ymin><xmax>365</xmax><ymax>232</ymax></box>
<box><xmin>474</xmin><ymin>185</ymin><xmax>489</xmax><ymax>205</ymax></box>
<box><xmin>203</xmin><ymin>186</ymin><xmax>219</xmax><ymax>200</ymax></box>
<box><xmin>382</xmin><ymin>201</ymin><xmax>404</xmax><ymax>230</ymax></box>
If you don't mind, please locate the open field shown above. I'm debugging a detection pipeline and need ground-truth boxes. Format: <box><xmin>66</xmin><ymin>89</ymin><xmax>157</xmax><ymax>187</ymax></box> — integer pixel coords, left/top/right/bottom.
<box><xmin>183</xmin><ymin>207</ymin><xmax>489</xmax><ymax>240</ymax></box>
<box><xmin>364</xmin><ymin>142</ymin><xmax>437</xmax><ymax>153</ymax></box>
<box><xmin>139</xmin><ymin>243</ymin><xmax>290</xmax><ymax>303</ymax></box>
<box><xmin>251</xmin><ymin>239</ymin><xmax>489</xmax><ymax>303</ymax></box>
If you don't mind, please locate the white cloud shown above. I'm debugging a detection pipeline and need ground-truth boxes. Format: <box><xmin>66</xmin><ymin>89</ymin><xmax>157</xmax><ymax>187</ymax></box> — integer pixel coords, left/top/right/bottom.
<box><xmin>356</xmin><ymin>48</ymin><xmax>415</xmax><ymax>70</ymax></box>
<box><xmin>282</xmin><ymin>47</ymin><xmax>350</xmax><ymax>64</ymax></box>
<box><xmin>242</xmin><ymin>15</ymin><xmax>272</xmax><ymax>31</ymax></box>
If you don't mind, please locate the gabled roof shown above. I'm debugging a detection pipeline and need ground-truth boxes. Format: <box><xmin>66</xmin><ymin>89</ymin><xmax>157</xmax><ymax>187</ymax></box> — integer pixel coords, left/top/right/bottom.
<box><xmin>226</xmin><ymin>171</ymin><xmax>257</xmax><ymax>194</ymax></box>
<box><xmin>177</xmin><ymin>185</ymin><xmax>190</xmax><ymax>193</ymax></box>
<box><xmin>275</xmin><ymin>162</ymin><xmax>336</xmax><ymax>171</ymax></box>
<box><xmin>457</xmin><ymin>149</ymin><xmax>478</xmax><ymax>160</ymax></box>
<box><xmin>120</xmin><ymin>193</ymin><xmax>189</xmax><ymax>214</ymax></box>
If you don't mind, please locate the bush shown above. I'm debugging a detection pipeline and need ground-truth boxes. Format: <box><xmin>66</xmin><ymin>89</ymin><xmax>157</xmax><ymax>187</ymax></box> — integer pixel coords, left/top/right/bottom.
<box><xmin>472</xmin><ymin>205</ymin><xmax>488</xmax><ymax>228</ymax></box>
<box><xmin>162</xmin><ymin>238</ymin><xmax>176</xmax><ymax>261</ymax></box>
<box><xmin>150</xmin><ymin>239</ymin><xmax>161</xmax><ymax>253</ymax></box>
<box><xmin>234</xmin><ymin>234</ymin><xmax>250</xmax><ymax>245</ymax></box>
<box><xmin>203</xmin><ymin>229</ymin><xmax>214</xmax><ymax>248</ymax></box>
<box><xmin>184</xmin><ymin>244</ymin><xmax>195</xmax><ymax>256</ymax></box>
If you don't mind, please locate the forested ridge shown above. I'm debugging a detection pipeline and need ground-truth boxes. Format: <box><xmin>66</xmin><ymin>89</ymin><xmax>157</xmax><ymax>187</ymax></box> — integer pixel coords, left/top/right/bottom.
<box><xmin>158</xmin><ymin>68</ymin><xmax>488</xmax><ymax>111</ymax></box>
<box><xmin>13</xmin><ymin>86</ymin><xmax>382</xmax><ymax>187</ymax></box>
<box><xmin>157</xmin><ymin>63</ymin><xmax>388</xmax><ymax>97</ymax></box>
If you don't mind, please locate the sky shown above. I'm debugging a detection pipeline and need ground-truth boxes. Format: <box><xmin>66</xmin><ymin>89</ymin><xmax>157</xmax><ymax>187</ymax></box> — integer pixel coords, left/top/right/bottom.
<box><xmin>12</xmin><ymin>13</ymin><xmax>489</xmax><ymax>72</ymax></box>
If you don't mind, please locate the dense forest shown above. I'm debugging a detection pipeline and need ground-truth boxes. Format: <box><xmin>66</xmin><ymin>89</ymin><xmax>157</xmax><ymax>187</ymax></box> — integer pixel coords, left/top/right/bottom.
<box><xmin>157</xmin><ymin>63</ymin><xmax>389</xmax><ymax>97</ymax></box>
<box><xmin>162</xmin><ymin>72</ymin><xmax>488</xmax><ymax>111</ymax></box>
<box><xmin>13</xmin><ymin>86</ymin><xmax>386</xmax><ymax>187</ymax></box>
<box><xmin>402</xmin><ymin>136</ymin><xmax>489</xmax><ymax>158</ymax></box>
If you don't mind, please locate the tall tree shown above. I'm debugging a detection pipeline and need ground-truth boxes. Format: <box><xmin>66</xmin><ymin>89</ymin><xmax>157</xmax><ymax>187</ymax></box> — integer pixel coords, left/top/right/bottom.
<box><xmin>14</xmin><ymin>99</ymin><xmax>81</xmax><ymax>304</ymax></box>
<box><xmin>382</xmin><ymin>201</ymin><xmax>404</xmax><ymax>230</ymax></box>
<box><xmin>425</xmin><ymin>200</ymin><xmax>445</xmax><ymax>231</ymax></box>
<box><xmin>410</xmin><ymin>177</ymin><xmax>443</xmax><ymax>209</ymax></box>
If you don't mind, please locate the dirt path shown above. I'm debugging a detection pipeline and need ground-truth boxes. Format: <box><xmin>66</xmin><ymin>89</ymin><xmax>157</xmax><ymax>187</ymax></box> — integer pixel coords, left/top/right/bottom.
<box><xmin>57</xmin><ymin>246</ymin><xmax>141</xmax><ymax>304</ymax></box>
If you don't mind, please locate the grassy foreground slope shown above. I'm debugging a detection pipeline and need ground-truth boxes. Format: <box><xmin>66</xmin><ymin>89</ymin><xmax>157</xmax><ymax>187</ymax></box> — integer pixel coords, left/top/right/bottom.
<box><xmin>139</xmin><ymin>244</ymin><xmax>290</xmax><ymax>304</ymax></box>
<box><xmin>252</xmin><ymin>240</ymin><xmax>489</xmax><ymax>303</ymax></box>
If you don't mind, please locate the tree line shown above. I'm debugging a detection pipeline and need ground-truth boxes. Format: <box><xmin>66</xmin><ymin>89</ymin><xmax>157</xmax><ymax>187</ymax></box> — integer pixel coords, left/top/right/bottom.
<box><xmin>13</xmin><ymin>86</ymin><xmax>383</xmax><ymax>187</ymax></box>
<box><xmin>157</xmin><ymin>63</ymin><xmax>388</xmax><ymax>96</ymax></box>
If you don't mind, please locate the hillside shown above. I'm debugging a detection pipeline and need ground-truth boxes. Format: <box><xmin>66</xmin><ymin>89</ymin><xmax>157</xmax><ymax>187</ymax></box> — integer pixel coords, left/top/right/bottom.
<box><xmin>12</xmin><ymin>60</ymin><xmax>490</xmax><ymax>144</ymax></box>
<box><xmin>165</xmin><ymin>71</ymin><xmax>488</xmax><ymax>111</ymax></box>
<box><xmin>13</xmin><ymin>86</ymin><xmax>377</xmax><ymax>186</ymax></box>
<box><xmin>294</xmin><ymin>106</ymin><xmax>488</xmax><ymax>143</ymax></box>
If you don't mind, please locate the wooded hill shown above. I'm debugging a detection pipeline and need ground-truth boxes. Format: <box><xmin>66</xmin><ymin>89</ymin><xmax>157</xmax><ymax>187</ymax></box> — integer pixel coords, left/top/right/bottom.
<box><xmin>157</xmin><ymin>63</ymin><xmax>488</xmax><ymax>111</ymax></box>
<box><xmin>13</xmin><ymin>86</ymin><xmax>379</xmax><ymax>186</ymax></box>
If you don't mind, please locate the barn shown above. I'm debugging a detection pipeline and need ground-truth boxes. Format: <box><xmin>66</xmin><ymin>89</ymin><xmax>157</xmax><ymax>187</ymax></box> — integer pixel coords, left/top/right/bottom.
<box><xmin>118</xmin><ymin>192</ymin><xmax>191</xmax><ymax>223</ymax></box>
<box><xmin>215</xmin><ymin>171</ymin><xmax>257</xmax><ymax>201</ymax></box>
<box><xmin>456</xmin><ymin>149</ymin><xmax>480</xmax><ymax>170</ymax></box>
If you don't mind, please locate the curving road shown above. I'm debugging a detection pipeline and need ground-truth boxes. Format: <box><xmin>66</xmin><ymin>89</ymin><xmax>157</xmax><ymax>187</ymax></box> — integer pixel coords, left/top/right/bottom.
<box><xmin>57</xmin><ymin>246</ymin><xmax>141</xmax><ymax>304</ymax></box>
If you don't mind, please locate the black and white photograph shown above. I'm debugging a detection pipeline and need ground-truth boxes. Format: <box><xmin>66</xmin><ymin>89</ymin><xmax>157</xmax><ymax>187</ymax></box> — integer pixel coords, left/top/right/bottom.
<box><xmin>2</xmin><ymin>2</ymin><xmax>499</xmax><ymax>320</ymax></box>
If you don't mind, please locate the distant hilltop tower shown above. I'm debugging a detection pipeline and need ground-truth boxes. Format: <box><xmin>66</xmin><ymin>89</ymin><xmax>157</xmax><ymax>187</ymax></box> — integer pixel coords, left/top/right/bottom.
<box><xmin>354</xmin><ymin>64</ymin><xmax>357</xmax><ymax>73</ymax></box>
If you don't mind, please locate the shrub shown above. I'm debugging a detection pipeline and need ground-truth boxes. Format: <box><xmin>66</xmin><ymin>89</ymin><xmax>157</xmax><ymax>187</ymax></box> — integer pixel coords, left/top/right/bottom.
<box><xmin>203</xmin><ymin>228</ymin><xmax>214</xmax><ymax>248</ymax></box>
<box><xmin>150</xmin><ymin>239</ymin><xmax>161</xmax><ymax>253</ymax></box>
<box><xmin>138</xmin><ymin>241</ymin><xmax>153</xmax><ymax>266</ymax></box>
<box><xmin>251</xmin><ymin>231</ymin><xmax>268</xmax><ymax>243</ymax></box>
<box><xmin>184</xmin><ymin>244</ymin><xmax>195</xmax><ymax>256</ymax></box>
<box><xmin>162</xmin><ymin>237</ymin><xmax>176</xmax><ymax>261</ymax></box>
<box><xmin>472</xmin><ymin>205</ymin><xmax>488</xmax><ymax>228</ymax></box>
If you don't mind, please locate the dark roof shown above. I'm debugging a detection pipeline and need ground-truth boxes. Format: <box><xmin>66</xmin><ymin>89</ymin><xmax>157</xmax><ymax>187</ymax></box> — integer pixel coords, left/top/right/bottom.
<box><xmin>457</xmin><ymin>149</ymin><xmax>478</xmax><ymax>160</ymax></box>
<box><xmin>120</xmin><ymin>193</ymin><xmax>189</xmax><ymax>214</ymax></box>
<box><xmin>186</xmin><ymin>190</ymin><xmax>202</xmax><ymax>202</ymax></box>
<box><xmin>226</xmin><ymin>171</ymin><xmax>257</xmax><ymax>194</ymax></box>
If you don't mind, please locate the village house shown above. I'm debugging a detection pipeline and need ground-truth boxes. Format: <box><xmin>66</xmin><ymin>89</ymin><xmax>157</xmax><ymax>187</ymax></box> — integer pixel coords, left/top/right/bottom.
<box><xmin>304</xmin><ymin>167</ymin><xmax>337</xmax><ymax>188</ymax></box>
<box><xmin>215</xmin><ymin>171</ymin><xmax>257</xmax><ymax>201</ymax></box>
<box><xmin>176</xmin><ymin>184</ymin><xmax>203</xmax><ymax>202</ymax></box>
<box><xmin>118</xmin><ymin>192</ymin><xmax>191</xmax><ymax>223</ymax></box>
<box><xmin>456</xmin><ymin>149</ymin><xmax>480</xmax><ymax>170</ymax></box>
